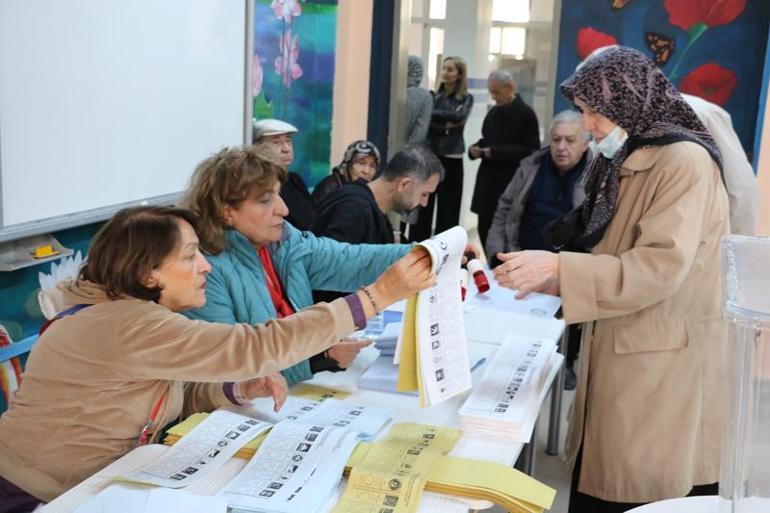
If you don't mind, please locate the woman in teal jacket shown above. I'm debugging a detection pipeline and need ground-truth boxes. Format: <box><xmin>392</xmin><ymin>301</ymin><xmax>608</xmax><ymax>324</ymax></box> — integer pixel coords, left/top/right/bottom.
<box><xmin>183</xmin><ymin>146</ymin><xmax>409</xmax><ymax>384</ymax></box>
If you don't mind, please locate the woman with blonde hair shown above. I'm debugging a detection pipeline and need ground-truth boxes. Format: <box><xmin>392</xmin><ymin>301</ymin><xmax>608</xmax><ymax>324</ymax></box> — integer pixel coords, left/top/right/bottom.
<box><xmin>410</xmin><ymin>56</ymin><xmax>473</xmax><ymax>241</ymax></box>
<box><xmin>182</xmin><ymin>145</ymin><xmax>412</xmax><ymax>384</ymax></box>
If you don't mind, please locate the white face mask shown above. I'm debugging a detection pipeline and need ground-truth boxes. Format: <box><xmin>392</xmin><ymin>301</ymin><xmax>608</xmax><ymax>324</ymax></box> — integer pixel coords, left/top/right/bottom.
<box><xmin>594</xmin><ymin>125</ymin><xmax>628</xmax><ymax>159</ymax></box>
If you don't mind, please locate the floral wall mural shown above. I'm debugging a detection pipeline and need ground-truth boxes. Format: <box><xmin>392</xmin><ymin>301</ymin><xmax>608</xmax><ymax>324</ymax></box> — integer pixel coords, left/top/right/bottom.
<box><xmin>555</xmin><ymin>0</ymin><xmax>770</xmax><ymax>160</ymax></box>
<box><xmin>253</xmin><ymin>0</ymin><xmax>338</xmax><ymax>187</ymax></box>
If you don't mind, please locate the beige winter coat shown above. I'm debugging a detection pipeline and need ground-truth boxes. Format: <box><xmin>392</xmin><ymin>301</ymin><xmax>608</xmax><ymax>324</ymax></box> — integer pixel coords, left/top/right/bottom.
<box><xmin>0</xmin><ymin>280</ymin><xmax>354</xmax><ymax>502</ymax></box>
<box><xmin>559</xmin><ymin>141</ymin><xmax>730</xmax><ymax>502</ymax></box>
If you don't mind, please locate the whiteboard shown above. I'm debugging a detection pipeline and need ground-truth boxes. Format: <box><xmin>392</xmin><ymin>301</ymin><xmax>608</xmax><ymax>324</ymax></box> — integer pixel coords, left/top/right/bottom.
<box><xmin>0</xmin><ymin>0</ymin><xmax>249</xmax><ymax>242</ymax></box>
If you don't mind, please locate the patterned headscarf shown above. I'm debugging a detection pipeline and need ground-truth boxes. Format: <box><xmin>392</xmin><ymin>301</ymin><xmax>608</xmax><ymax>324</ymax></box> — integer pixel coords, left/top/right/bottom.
<box><xmin>407</xmin><ymin>55</ymin><xmax>424</xmax><ymax>88</ymax></box>
<box><xmin>559</xmin><ymin>46</ymin><xmax>722</xmax><ymax>250</ymax></box>
<box><xmin>333</xmin><ymin>140</ymin><xmax>381</xmax><ymax>182</ymax></box>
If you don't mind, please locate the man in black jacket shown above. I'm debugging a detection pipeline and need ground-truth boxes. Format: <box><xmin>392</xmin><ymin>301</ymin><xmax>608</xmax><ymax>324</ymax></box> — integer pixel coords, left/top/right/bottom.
<box><xmin>313</xmin><ymin>145</ymin><xmax>443</xmax><ymax>245</ymax></box>
<box><xmin>469</xmin><ymin>70</ymin><xmax>540</xmax><ymax>252</ymax></box>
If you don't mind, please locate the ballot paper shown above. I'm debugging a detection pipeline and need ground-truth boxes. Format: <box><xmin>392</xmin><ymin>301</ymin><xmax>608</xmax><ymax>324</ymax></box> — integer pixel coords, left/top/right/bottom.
<box><xmin>220</xmin><ymin>423</ymin><xmax>361</xmax><ymax>513</ymax></box>
<box><xmin>120</xmin><ymin>410</ymin><xmax>271</xmax><ymax>488</ymax></box>
<box><xmin>333</xmin><ymin>423</ymin><xmax>461</xmax><ymax>513</ymax></box>
<box><xmin>459</xmin><ymin>336</ymin><xmax>558</xmax><ymax>442</ymax></box>
<box><xmin>465</xmin><ymin>272</ymin><xmax>561</xmax><ymax>318</ymax></box>
<box><xmin>396</xmin><ymin>226</ymin><xmax>472</xmax><ymax>407</ymax></box>
<box><xmin>161</xmin><ymin>414</ymin><xmax>556</xmax><ymax>512</ymax></box>
<box><xmin>230</xmin><ymin>397</ymin><xmax>390</xmax><ymax>440</ymax></box>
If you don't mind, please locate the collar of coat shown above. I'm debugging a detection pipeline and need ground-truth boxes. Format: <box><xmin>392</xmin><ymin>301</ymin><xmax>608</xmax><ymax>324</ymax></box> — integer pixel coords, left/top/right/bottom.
<box><xmin>619</xmin><ymin>146</ymin><xmax>658</xmax><ymax>177</ymax></box>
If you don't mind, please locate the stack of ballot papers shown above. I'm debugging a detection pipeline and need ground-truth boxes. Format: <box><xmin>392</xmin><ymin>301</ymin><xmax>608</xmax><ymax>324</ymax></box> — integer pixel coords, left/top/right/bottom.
<box><xmin>371</xmin><ymin>321</ymin><xmax>401</xmax><ymax>357</ymax></box>
<box><xmin>164</xmin><ymin>417</ymin><xmax>556</xmax><ymax>513</ymax></box>
<box><xmin>396</xmin><ymin>227</ymin><xmax>472</xmax><ymax>407</ymax></box>
<box><xmin>222</xmin><ymin>422</ymin><xmax>361</xmax><ymax>513</ymax></box>
<box><xmin>164</xmin><ymin>397</ymin><xmax>392</xmax><ymax>459</ymax></box>
<box><xmin>458</xmin><ymin>335</ymin><xmax>562</xmax><ymax>442</ymax></box>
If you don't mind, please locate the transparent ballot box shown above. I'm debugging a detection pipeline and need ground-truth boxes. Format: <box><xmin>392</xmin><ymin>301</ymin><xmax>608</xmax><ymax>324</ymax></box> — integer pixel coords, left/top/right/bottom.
<box><xmin>720</xmin><ymin>236</ymin><xmax>770</xmax><ymax>513</ymax></box>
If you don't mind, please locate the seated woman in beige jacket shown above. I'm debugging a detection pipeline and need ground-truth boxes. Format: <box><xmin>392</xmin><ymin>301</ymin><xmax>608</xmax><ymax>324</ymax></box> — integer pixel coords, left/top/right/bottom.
<box><xmin>0</xmin><ymin>206</ymin><xmax>433</xmax><ymax>511</ymax></box>
<box><xmin>492</xmin><ymin>47</ymin><xmax>729</xmax><ymax>512</ymax></box>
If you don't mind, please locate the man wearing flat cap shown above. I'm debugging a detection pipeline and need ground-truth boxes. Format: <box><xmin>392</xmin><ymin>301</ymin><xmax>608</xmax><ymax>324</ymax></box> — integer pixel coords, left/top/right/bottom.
<box><xmin>253</xmin><ymin>118</ymin><xmax>318</xmax><ymax>231</ymax></box>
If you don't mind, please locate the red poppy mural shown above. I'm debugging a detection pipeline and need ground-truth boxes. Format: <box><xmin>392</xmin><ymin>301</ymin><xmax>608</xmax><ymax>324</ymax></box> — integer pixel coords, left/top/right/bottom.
<box><xmin>664</xmin><ymin>0</ymin><xmax>747</xmax><ymax>31</ymax></box>
<box><xmin>556</xmin><ymin>1</ymin><xmax>769</xmax><ymax>159</ymax></box>
<box><xmin>577</xmin><ymin>27</ymin><xmax>618</xmax><ymax>61</ymax></box>
<box><xmin>664</xmin><ymin>0</ymin><xmax>747</xmax><ymax>80</ymax></box>
<box><xmin>679</xmin><ymin>63</ymin><xmax>737</xmax><ymax>107</ymax></box>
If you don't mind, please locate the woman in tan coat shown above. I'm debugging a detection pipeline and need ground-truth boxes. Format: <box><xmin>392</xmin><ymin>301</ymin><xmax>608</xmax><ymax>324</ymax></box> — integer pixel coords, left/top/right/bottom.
<box><xmin>492</xmin><ymin>47</ymin><xmax>729</xmax><ymax>512</ymax></box>
<box><xmin>0</xmin><ymin>206</ymin><xmax>433</xmax><ymax>512</ymax></box>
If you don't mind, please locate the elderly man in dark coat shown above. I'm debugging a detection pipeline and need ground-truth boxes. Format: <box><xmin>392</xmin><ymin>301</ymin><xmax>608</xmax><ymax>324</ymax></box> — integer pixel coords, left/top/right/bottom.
<box><xmin>469</xmin><ymin>70</ymin><xmax>540</xmax><ymax>251</ymax></box>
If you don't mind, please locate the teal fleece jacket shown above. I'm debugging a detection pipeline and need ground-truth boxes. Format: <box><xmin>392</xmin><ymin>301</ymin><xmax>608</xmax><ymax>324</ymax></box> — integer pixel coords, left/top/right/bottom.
<box><xmin>186</xmin><ymin>223</ymin><xmax>410</xmax><ymax>384</ymax></box>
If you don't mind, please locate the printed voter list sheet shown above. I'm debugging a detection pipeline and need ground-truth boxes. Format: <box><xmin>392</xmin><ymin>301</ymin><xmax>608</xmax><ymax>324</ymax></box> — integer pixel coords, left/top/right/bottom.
<box><xmin>120</xmin><ymin>410</ymin><xmax>271</xmax><ymax>488</ymax></box>
<box><xmin>397</xmin><ymin>226</ymin><xmax>472</xmax><ymax>406</ymax></box>
<box><xmin>220</xmin><ymin>423</ymin><xmax>360</xmax><ymax>513</ymax></box>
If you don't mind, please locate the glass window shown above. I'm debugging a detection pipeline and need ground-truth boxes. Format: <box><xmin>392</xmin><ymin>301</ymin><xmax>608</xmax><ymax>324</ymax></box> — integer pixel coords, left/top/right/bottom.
<box><xmin>492</xmin><ymin>0</ymin><xmax>530</xmax><ymax>23</ymax></box>
<box><xmin>500</xmin><ymin>27</ymin><xmax>526</xmax><ymax>58</ymax></box>
<box><xmin>427</xmin><ymin>27</ymin><xmax>445</xmax><ymax>90</ymax></box>
<box><xmin>489</xmin><ymin>26</ymin><xmax>502</xmax><ymax>54</ymax></box>
<box><xmin>428</xmin><ymin>0</ymin><xmax>446</xmax><ymax>20</ymax></box>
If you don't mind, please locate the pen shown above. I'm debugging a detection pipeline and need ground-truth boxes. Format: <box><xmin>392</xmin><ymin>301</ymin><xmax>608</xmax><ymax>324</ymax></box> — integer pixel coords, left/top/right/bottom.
<box><xmin>470</xmin><ymin>357</ymin><xmax>486</xmax><ymax>372</ymax></box>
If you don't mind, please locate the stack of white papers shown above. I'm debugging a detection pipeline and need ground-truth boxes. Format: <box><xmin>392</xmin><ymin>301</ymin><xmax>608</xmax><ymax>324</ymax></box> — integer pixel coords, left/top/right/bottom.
<box><xmin>372</xmin><ymin>322</ymin><xmax>402</xmax><ymax>357</ymax></box>
<box><xmin>359</xmin><ymin>356</ymin><xmax>418</xmax><ymax>394</ymax></box>
<box><xmin>220</xmin><ymin>423</ymin><xmax>360</xmax><ymax>513</ymax></box>
<box><xmin>459</xmin><ymin>336</ymin><xmax>560</xmax><ymax>442</ymax></box>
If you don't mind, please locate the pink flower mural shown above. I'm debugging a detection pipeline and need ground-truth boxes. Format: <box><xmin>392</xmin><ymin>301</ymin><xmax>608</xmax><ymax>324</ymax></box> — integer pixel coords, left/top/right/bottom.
<box><xmin>252</xmin><ymin>51</ymin><xmax>264</xmax><ymax>97</ymax></box>
<box><xmin>271</xmin><ymin>0</ymin><xmax>302</xmax><ymax>23</ymax></box>
<box><xmin>274</xmin><ymin>30</ymin><xmax>303</xmax><ymax>88</ymax></box>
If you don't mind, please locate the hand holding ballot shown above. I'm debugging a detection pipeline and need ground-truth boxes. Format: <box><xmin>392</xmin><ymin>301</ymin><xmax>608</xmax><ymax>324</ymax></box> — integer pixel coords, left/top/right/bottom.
<box><xmin>492</xmin><ymin>250</ymin><xmax>560</xmax><ymax>298</ymax></box>
<box><xmin>363</xmin><ymin>247</ymin><xmax>436</xmax><ymax>314</ymax></box>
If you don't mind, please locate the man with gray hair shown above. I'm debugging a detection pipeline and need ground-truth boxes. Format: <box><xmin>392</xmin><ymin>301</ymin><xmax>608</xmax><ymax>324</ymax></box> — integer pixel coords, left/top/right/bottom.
<box><xmin>486</xmin><ymin>110</ymin><xmax>590</xmax><ymax>390</ymax></box>
<box><xmin>313</xmin><ymin>145</ymin><xmax>444</xmax><ymax>245</ymax></box>
<box><xmin>469</xmin><ymin>69</ymin><xmax>540</xmax><ymax>250</ymax></box>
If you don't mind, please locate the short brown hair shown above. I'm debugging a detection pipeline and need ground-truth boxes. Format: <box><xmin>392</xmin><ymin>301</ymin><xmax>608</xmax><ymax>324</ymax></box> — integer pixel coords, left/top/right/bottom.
<box><xmin>181</xmin><ymin>145</ymin><xmax>287</xmax><ymax>254</ymax></box>
<box><xmin>80</xmin><ymin>206</ymin><xmax>198</xmax><ymax>302</ymax></box>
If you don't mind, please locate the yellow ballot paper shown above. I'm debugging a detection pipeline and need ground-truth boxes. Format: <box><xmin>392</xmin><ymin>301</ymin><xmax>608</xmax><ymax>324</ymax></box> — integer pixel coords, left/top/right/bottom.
<box><xmin>333</xmin><ymin>423</ymin><xmax>460</xmax><ymax>513</ymax></box>
<box><xmin>395</xmin><ymin>227</ymin><xmax>472</xmax><ymax>407</ymax></box>
<box><xmin>396</xmin><ymin>295</ymin><xmax>419</xmax><ymax>393</ymax></box>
